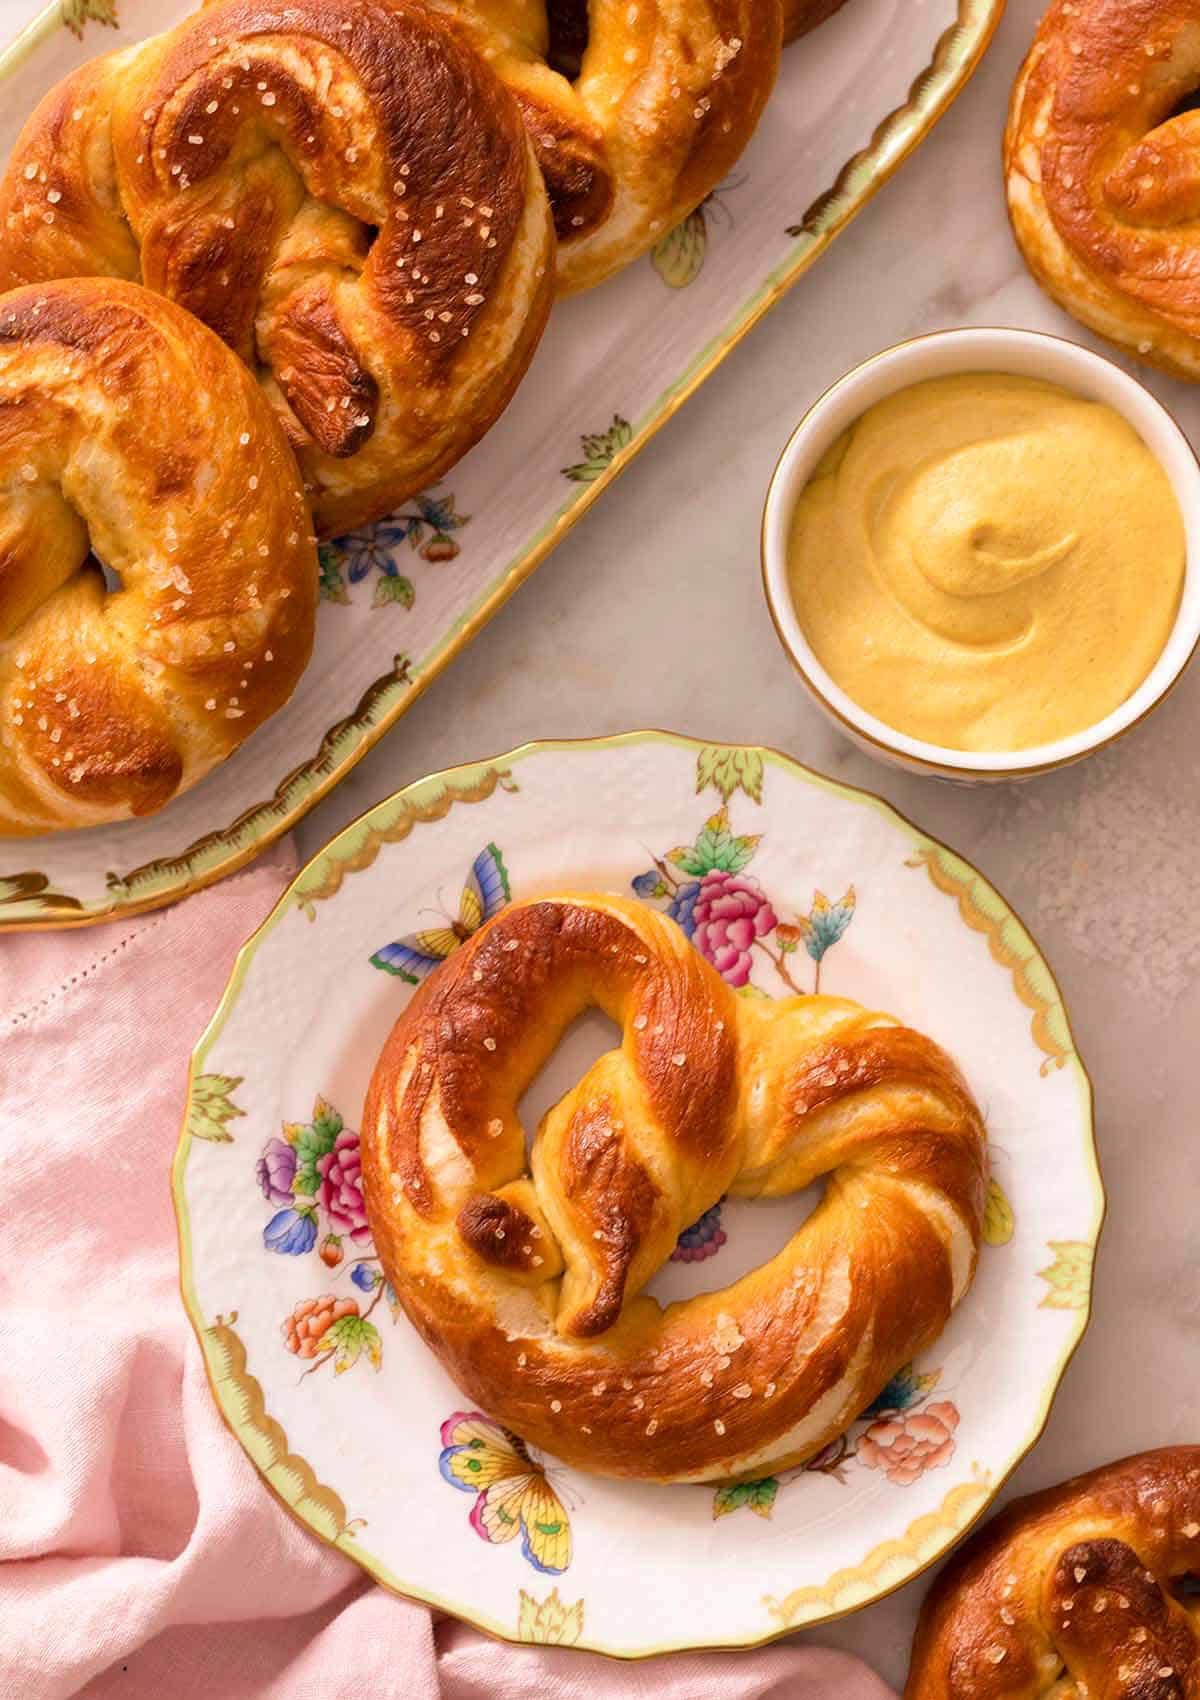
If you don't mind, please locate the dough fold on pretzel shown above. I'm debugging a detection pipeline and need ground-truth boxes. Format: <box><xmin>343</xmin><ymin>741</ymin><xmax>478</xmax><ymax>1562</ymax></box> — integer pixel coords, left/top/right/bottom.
<box><xmin>906</xmin><ymin>1447</ymin><xmax>1200</xmax><ymax>1699</ymax></box>
<box><xmin>361</xmin><ymin>893</ymin><xmax>987</xmax><ymax>1484</ymax></box>
<box><xmin>0</xmin><ymin>0</ymin><xmax>555</xmax><ymax>534</ymax></box>
<box><xmin>427</xmin><ymin>0</ymin><xmax>783</xmax><ymax>293</ymax></box>
<box><xmin>1006</xmin><ymin>0</ymin><xmax>1200</xmax><ymax>378</ymax></box>
<box><xmin>0</xmin><ymin>278</ymin><xmax>315</xmax><ymax>836</ymax></box>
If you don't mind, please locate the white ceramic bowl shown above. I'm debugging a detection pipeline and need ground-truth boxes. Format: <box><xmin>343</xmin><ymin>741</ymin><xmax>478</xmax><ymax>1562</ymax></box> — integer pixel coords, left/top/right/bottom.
<box><xmin>761</xmin><ymin>327</ymin><xmax>1200</xmax><ymax>781</ymax></box>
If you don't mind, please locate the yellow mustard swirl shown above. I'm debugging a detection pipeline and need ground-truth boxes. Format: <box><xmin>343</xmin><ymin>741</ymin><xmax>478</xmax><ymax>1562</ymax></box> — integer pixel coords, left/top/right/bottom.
<box><xmin>786</xmin><ymin>374</ymin><xmax>1185</xmax><ymax>751</ymax></box>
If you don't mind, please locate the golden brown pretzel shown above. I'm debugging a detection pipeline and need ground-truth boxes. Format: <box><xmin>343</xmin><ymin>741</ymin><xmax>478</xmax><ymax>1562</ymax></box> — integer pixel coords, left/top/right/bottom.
<box><xmin>361</xmin><ymin>893</ymin><xmax>987</xmax><ymax>1484</ymax></box>
<box><xmin>0</xmin><ymin>278</ymin><xmax>315</xmax><ymax>836</ymax></box>
<box><xmin>1006</xmin><ymin>0</ymin><xmax>1200</xmax><ymax>380</ymax></box>
<box><xmin>906</xmin><ymin>1448</ymin><xmax>1200</xmax><ymax>1699</ymax></box>
<box><xmin>0</xmin><ymin>0</ymin><xmax>555</xmax><ymax>534</ymax></box>
<box><xmin>425</xmin><ymin>1</ymin><xmax>782</xmax><ymax>293</ymax></box>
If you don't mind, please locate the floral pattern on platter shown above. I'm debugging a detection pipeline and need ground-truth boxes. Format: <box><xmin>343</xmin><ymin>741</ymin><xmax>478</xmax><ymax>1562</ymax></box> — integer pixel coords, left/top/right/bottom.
<box><xmin>61</xmin><ymin>0</ymin><xmax>116</xmax><ymax>35</ymax></box>
<box><xmin>650</xmin><ymin>176</ymin><xmax>743</xmax><ymax>289</ymax></box>
<box><xmin>255</xmin><ymin>1095</ymin><xmax>400</xmax><ymax>1379</ymax></box>
<box><xmin>439</xmin><ymin>1412</ymin><xmax>573</xmax><ymax>1575</ymax></box>
<box><xmin>711</xmin><ymin>1363</ymin><xmax>958</xmax><ymax>1519</ymax></box>
<box><xmin>562</xmin><ymin>417</ymin><xmax>632</xmax><ymax>483</ymax></box>
<box><xmin>317</xmin><ymin>493</ymin><xmax>470</xmax><ymax>608</ymax></box>
<box><xmin>631</xmin><ymin>804</ymin><xmax>856</xmax><ymax>994</ymax></box>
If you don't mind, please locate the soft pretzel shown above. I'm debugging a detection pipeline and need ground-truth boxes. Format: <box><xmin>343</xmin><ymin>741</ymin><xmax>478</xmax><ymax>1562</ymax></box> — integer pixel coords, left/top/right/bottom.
<box><xmin>783</xmin><ymin>0</ymin><xmax>850</xmax><ymax>42</ymax></box>
<box><xmin>425</xmin><ymin>1</ymin><xmax>782</xmax><ymax>293</ymax></box>
<box><xmin>0</xmin><ymin>0</ymin><xmax>555</xmax><ymax>535</ymax></box>
<box><xmin>361</xmin><ymin>893</ymin><xmax>987</xmax><ymax>1484</ymax></box>
<box><xmin>906</xmin><ymin>1448</ymin><xmax>1200</xmax><ymax>1699</ymax></box>
<box><xmin>1006</xmin><ymin>0</ymin><xmax>1200</xmax><ymax>380</ymax></box>
<box><xmin>0</xmin><ymin>278</ymin><xmax>316</xmax><ymax>836</ymax></box>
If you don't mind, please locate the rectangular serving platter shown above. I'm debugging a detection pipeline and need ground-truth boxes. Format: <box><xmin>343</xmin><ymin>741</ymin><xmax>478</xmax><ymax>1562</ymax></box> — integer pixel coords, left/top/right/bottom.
<box><xmin>0</xmin><ymin>0</ymin><xmax>1004</xmax><ymax>929</ymax></box>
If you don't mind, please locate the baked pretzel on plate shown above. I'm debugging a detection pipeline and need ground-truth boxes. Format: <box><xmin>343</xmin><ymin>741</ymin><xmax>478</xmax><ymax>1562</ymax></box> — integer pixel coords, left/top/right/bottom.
<box><xmin>1006</xmin><ymin>0</ymin><xmax>1200</xmax><ymax>379</ymax></box>
<box><xmin>0</xmin><ymin>279</ymin><xmax>316</xmax><ymax>836</ymax></box>
<box><xmin>0</xmin><ymin>0</ymin><xmax>555</xmax><ymax>534</ymax></box>
<box><xmin>361</xmin><ymin>893</ymin><xmax>988</xmax><ymax>1484</ymax></box>
<box><xmin>907</xmin><ymin>1448</ymin><xmax>1200</xmax><ymax>1698</ymax></box>
<box><xmin>426</xmin><ymin>1</ymin><xmax>783</xmax><ymax>293</ymax></box>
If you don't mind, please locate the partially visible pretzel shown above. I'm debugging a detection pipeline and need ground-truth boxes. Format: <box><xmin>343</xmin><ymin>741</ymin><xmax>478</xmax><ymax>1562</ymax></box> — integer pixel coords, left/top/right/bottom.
<box><xmin>1006</xmin><ymin>0</ymin><xmax>1200</xmax><ymax>380</ymax></box>
<box><xmin>907</xmin><ymin>1448</ymin><xmax>1200</xmax><ymax>1699</ymax></box>
<box><xmin>0</xmin><ymin>0</ymin><xmax>555</xmax><ymax>534</ymax></box>
<box><xmin>0</xmin><ymin>278</ymin><xmax>316</xmax><ymax>835</ymax></box>
<box><xmin>361</xmin><ymin>893</ymin><xmax>987</xmax><ymax>1484</ymax></box>
<box><xmin>426</xmin><ymin>1</ymin><xmax>782</xmax><ymax>293</ymax></box>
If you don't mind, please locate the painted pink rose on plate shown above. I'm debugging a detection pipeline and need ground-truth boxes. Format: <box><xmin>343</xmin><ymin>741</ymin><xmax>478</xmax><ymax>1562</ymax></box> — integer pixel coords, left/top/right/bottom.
<box><xmin>316</xmin><ymin>1129</ymin><xmax>371</xmax><ymax>1242</ymax></box>
<box><xmin>857</xmin><ymin>1401</ymin><xmax>959</xmax><ymax>1486</ymax></box>
<box><xmin>691</xmin><ymin>871</ymin><xmax>777</xmax><ymax>988</ymax></box>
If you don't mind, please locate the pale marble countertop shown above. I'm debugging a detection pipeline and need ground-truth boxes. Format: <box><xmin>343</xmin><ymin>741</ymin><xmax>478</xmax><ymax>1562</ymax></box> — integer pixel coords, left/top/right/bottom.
<box><xmin>5</xmin><ymin>0</ymin><xmax>1198</xmax><ymax>1687</ymax></box>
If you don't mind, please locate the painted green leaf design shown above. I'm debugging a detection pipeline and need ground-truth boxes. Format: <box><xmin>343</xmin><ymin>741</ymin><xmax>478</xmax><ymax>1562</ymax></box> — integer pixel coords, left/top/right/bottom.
<box><xmin>517</xmin><ymin>1588</ymin><xmax>585</xmax><ymax>1645</ymax></box>
<box><xmin>325</xmin><ymin>1314</ymin><xmax>382</xmax><ymax>1374</ymax></box>
<box><xmin>61</xmin><ymin>0</ymin><xmax>117</xmax><ymax>36</ymax></box>
<box><xmin>713</xmin><ymin>1477</ymin><xmax>778</xmax><ymax>1519</ymax></box>
<box><xmin>1037</xmin><ymin>1241</ymin><xmax>1093</xmax><ymax>1310</ymax></box>
<box><xmin>562</xmin><ymin>415</ymin><xmax>633</xmax><ymax>482</ymax></box>
<box><xmin>696</xmin><ymin>745</ymin><xmax>764</xmax><ymax>805</ymax></box>
<box><xmin>372</xmin><ymin>574</ymin><xmax>415</xmax><ymax>609</ymax></box>
<box><xmin>736</xmin><ymin>982</ymin><xmax>772</xmax><ymax>1002</ymax></box>
<box><xmin>288</xmin><ymin>1102</ymin><xmax>342</xmax><ymax>1195</ymax></box>
<box><xmin>670</xmin><ymin>807</ymin><xmax>761</xmax><ymax>876</ymax></box>
<box><xmin>795</xmin><ymin>887</ymin><xmax>856</xmax><ymax>963</ymax></box>
<box><xmin>651</xmin><ymin>208</ymin><xmax>707</xmax><ymax>288</ymax></box>
<box><xmin>317</xmin><ymin>544</ymin><xmax>350</xmax><ymax>605</ymax></box>
<box><xmin>187</xmin><ymin>1074</ymin><xmax>246</xmax><ymax>1143</ymax></box>
<box><xmin>983</xmin><ymin>1178</ymin><xmax>1015</xmax><ymax>1247</ymax></box>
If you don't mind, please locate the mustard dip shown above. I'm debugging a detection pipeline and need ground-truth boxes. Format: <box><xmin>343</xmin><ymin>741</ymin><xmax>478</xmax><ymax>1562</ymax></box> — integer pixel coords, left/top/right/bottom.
<box><xmin>786</xmin><ymin>374</ymin><xmax>1186</xmax><ymax>752</ymax></box>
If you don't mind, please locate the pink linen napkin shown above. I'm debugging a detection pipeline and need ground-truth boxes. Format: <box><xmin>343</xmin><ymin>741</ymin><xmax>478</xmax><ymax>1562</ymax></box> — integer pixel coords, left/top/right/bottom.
<box><xmin>0</xmin><ymin>843</ymin><xmax>898</xmax><ymax>1700</ymax></box>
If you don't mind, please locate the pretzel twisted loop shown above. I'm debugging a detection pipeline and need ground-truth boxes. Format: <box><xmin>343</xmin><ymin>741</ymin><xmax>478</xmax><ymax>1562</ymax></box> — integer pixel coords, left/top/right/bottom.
<box><xmin>0</xmin><ymin>0</ymin><xmax>555</xmax><ymax>534</ymax></box>
<box><xmin>906</xmin><ymin>1448</ymin><xmax>1200</xmax><ymax>1700</ymax></box>
<box><xmin>1006</xmin><ymin>0</ymin><xmax>1200</xmax><ymax>378</ymax></box>
<box><xmin>362</xmin><ymin>893</ymin><xmax>987</xmax><ymax>1484</ymax></box>
<box><xmin>426</xmin><ymin>0</ymin><xmax>782</xmax><ymax>293</ymax></box>
<box><xmin>0</xmin><ymin>278</ymin><xmax>316</xmax><ymax>835</ymax></box>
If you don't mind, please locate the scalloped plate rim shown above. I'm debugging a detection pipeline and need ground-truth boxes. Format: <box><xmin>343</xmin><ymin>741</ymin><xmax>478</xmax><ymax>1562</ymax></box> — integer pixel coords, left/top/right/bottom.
<box><xmin>173</xmin><ymin>729</ymin><xmax>1103</xmax><ymax>1658</ymax></box>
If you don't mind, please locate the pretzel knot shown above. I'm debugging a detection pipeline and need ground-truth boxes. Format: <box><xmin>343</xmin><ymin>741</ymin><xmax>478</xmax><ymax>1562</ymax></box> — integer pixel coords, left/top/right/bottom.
<box><xmin>426</xmin><ymin>1</ymin><xmax>782</xmax><ymax>293</ymax></box>
<box><xmin>1006</xmin><ymin>0</ymin><xmax>1200</xmax><ymax>379</ymax></box>
<box><xmin>362</xmin><ymin>894</ymin><xmax>987</xmax><ymax>1484</ymax></box>
<box><xmin>906</xmin><ymin>1448</ymin><xmax>1200</xmax><ymax>1699</ymax></box>
<box><xmin>0</xmin><ymin>0</ymin><xmax>555</xmax><ymax>535</ymax></box>
<box><xmin>0</xmin><ymin>278</ymin><xmax>315</xmax><ymax>836</ymax></box>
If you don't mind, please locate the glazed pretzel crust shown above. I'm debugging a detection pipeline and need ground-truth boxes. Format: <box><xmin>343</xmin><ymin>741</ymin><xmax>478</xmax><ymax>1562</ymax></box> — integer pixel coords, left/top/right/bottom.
<box><xmin>0</xmin><ymin>278</ymin><xmax>316</xmax><ymax>835</ymax></box>
<box><xmin>0</xmin><ymin>0</ymin><xmax>555</xmax><ymax>534</ymax></box>
<box><xmin>361</xmin><ymin>893</ymin><xmax>987</xmax><ymax>1484</ymax></box>
<box><xmin>426</xmin><ymin>0</ymin><xmax>782</xmax><ymax>293</ymax></box>
<box><xmin>906</xmin><ymin>1448</ymin><xmax>1200</xmax><ymax>1700</ymax></box>
<box><xmin>1006</xmin><ymin>0</ymin><xmax>1200</xmax><ymax>380</ymax></box>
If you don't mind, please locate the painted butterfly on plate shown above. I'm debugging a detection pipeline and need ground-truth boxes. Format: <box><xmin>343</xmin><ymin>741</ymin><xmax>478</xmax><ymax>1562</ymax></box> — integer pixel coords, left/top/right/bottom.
<box><xmin>438</xmin><ymin>1411</ymin><xmax>572</xmax><ymax>1575</ymax></box>
<box><xmin>369</xmin><ymin>843</ymin><xmax>511</xmax><ymax>981</ymax></box>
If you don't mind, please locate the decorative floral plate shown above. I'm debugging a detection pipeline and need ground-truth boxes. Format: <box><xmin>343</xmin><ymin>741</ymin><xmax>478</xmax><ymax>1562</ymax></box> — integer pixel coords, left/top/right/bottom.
<box><xmin>175</xmin><ymin>732</ymin><xmax>1102</xmax><ymax>1656</ymax></box>
<box><xmin>0</xmin><ymin>0</ymin><xmax>1004</xmax><ymax>929</ymax></box>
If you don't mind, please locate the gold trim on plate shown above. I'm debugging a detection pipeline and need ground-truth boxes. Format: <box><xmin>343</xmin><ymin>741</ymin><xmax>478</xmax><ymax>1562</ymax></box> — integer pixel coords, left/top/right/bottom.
<box><xmin>174</xmin><ymin>729</ymin><xmax>1103</xmax><ymax>1660</ymax></box>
